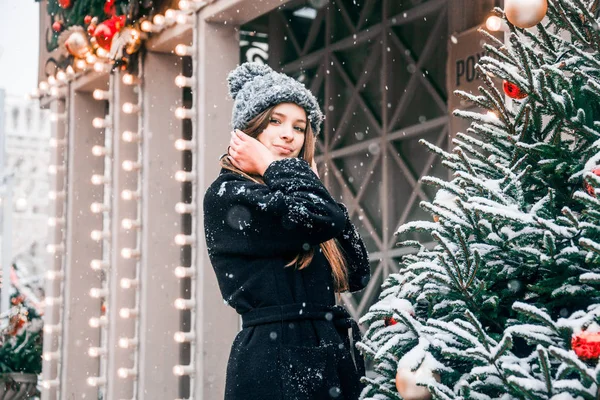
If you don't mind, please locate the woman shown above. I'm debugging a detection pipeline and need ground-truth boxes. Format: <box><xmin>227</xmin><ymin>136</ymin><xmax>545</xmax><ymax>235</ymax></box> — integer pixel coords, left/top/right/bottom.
<box><xmin>203</xmin><ymin>62</ymin><xmax>371</xmax><ymax>400</ymax></box>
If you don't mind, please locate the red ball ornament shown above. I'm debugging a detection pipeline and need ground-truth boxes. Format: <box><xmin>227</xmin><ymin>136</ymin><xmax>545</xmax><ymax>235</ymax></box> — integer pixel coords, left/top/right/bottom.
<box><xmin>93</xmin><ymin>15</ymin><xmax>126</xmax><ymax>50</ymax></box>
<box><xmin>52</xmin><ymin>21</ymin><xmax>63</xmax><ymax>32</ymax></box>
<box><xmin>384</xmin><ymin>316</ymin><xmax>398</xmax><ymax>327</ymax></box>
<box><xmin>58</xmin><ymin>0</ymin><xmax>72</xmax><ymax>8</ymax></box>
<box><xmin>84</xmin><ymin>15</ymin><xmax>92</xmax><ymax>24</ymax></box>
<box><xmin>572</xmin><ymin>331</ymin><xmax>600</xmax><ymax>360</ymax></box>
<box><xmin>503</xmin><ymin>80</ymin><xmax>528</xmax><ymax>99</ymax></box>
<box><xmin>584</xmin><ymin>167</ymin><xmax>600</xmax><ymax>197</ymax></box>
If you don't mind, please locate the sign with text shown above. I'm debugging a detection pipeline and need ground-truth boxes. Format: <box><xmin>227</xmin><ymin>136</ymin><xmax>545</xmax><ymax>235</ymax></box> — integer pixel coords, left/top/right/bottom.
<box><xmin>446</xmin><ymin>25</ymin><xmax>504</xmax><ymax>113</ymax></box>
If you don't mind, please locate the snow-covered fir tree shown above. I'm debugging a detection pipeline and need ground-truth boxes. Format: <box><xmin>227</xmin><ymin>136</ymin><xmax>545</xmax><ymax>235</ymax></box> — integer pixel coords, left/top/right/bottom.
<box><xmin>358</xmin><ymin>1</ymin><xmax>600</xmax><ymax>398</ymax></box>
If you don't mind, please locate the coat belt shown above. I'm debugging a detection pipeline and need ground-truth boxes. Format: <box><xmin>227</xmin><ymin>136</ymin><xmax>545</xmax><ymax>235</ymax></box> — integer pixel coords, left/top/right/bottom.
<box><xmin>241</xmin><ymin>303</ymin><xmax>364</xmax><ymax>375</ymax></box>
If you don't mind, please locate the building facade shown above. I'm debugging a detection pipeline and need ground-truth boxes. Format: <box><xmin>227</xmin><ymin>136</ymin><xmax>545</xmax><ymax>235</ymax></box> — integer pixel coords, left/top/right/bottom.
<box><xmin>36</xmin><ymin>0</ymin><xmax>499</xmax><ymax>398</ymax></box>
<box><xmin>1</xmin><ymin>91</ymin><xmax>50</xmax><ymax>312</ymax></box>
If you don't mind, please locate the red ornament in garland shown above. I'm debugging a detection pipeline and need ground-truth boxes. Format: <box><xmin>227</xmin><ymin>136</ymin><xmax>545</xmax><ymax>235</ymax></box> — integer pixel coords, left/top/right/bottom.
<box><xmin>52</xmin><ymin>21</ymin><xmax>63</xmax><ymax>32</ymax></box>
<box><xmin>58</xmin><ymin>0</ymin><xmax>72</xmax><ymax>8</ymax></box>
<box><xmin>584</xmin><ymin>167</ymin><xmax>600</xmax><ymax>197</ymax></box>
<box><xmin>384</xmin><ymin>316</ymin><xmax>398</xmax><ymax>327</ymax></box>
<box><xmin>93</xmin><ymin>15</ymin><xmax>126</xmax><ymax>50</ymax></box>
<box><xmin>572</xmin><ymin>331</ymin><xmax>600</xmax><ymax>360</ymax></box>
<box><xmin>503</xmin><ymin>80</ymin><xmax>528</xmax><ymax>99</ymax></box>
<box><xmin>104</xmin><ymin>0</ymin><xmax>116</xmax><ymax>16</ymax></box>
<box><xmin>84</xmin><ymin>15</ymin><xmax>92</xmax><ymax>24</ymax></box>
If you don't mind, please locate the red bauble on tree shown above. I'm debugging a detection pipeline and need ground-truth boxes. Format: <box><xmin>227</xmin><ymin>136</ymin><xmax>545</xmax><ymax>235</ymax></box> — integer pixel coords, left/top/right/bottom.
<box><xmin>58</xmin><ymin>0</ymin><xmax>72</xmax><ymax>8</ymax></box>
<box><xmin>584</xmin><ymin>167</ymin><xmax>600</xmax><ymax>197</ymax></box>
<box><xmin>52</xmin><ymin>21</ymin><xmax>63</xmax><ymax>32</ymax></box>
<box><xmin>384</xmin><ymin>316</ymin><xmax>398</xmax><ymax>327</ymax></box>
<box><xmin>572</xmin><ymin>331</ymin><xmax>600</xmax><ymax>360</ymax></box>
<box><xmin>93</xmin><ymin>15</ymin><xmax>126</xmax><ymax>50</ymax></box>
<box><xmin>84</xmin><ymin>15</ymin><xmax>92</xmax><ymax>24</ymax></box>
<box><xmin>503</xmin><ymin>80</ymin><xmax>528</xmax><ymax>99</ymax></box>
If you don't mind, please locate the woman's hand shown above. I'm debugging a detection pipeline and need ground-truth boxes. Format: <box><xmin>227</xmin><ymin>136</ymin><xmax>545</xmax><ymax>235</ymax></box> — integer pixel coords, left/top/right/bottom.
<box><xmin>228</xmin><ymin>130</ymin><xmax>275</xmax><ymax>176</ymax></box>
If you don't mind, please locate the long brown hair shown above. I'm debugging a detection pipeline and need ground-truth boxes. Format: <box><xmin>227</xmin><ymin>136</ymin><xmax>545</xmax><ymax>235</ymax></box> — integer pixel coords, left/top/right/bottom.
<box><xmin>220</xmin><ymin>105</ymin><xmax>350</xmax><ymax>292</ymax></box>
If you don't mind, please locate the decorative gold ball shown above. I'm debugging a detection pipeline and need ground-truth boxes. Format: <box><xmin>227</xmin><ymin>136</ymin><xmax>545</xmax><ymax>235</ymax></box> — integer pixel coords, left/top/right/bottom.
<box><xmin>65</xmin><ymin>31</ymin><xmax>91</xmax><ymax>58</ymax></box>
<box><xmin>505</xmin><ymin>0</ymin><xmax>548</xmax><ymax>28</ymax></box>
<box><xmin>395</xmin><ymin>366</ymin><xmax>440</xmax><ymax>400</ymax></box>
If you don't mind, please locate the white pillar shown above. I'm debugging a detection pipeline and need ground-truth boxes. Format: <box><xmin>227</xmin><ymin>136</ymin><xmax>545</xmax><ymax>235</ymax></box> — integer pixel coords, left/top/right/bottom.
<box><xmin>137</xmin><ymin>51</ymin><xmax>182</xmax><ymax>398</ymax></box>
<box><xmin>61</xmin><ymin>88</ymin><xmax>104</xmax><ymax>398</ymax></box>
<box><xmin>193</xmin><ymin>18</ymin><xmax>240</xmax><ymax>400</ymax></box>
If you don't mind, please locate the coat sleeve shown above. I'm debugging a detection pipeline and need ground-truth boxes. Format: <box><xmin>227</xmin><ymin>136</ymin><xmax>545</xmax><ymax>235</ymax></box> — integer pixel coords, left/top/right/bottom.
<box><xmin>203</xmin><ymin>158</ymin><xmax>346</xmax><ymax>257</ymax></box>
<box><xmin>335</xmin><ymin>202</ymin><xmax>371</xmax><ymax>293</ymax></box>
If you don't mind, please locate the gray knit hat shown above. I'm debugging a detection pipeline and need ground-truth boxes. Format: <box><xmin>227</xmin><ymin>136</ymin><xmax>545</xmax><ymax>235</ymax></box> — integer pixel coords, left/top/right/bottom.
<box><xmin>227</xmin><ymin>62</ymin><xmax>323</xmax><ymax>135</ymax></box>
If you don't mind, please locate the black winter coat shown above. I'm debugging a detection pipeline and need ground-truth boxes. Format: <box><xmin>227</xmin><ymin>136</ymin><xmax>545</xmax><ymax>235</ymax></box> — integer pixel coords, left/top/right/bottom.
<box><xmin>203</xmin><ymin>157</ymin><xmax>371</xmax><ymax>400</ymax></box>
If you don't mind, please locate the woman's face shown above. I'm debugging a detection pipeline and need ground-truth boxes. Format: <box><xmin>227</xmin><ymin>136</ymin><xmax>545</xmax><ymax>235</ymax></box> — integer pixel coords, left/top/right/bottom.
<box><xmin>256</xmin><ymin>103</ymin><xmax>307</xmax><ymax>160</ymax></box>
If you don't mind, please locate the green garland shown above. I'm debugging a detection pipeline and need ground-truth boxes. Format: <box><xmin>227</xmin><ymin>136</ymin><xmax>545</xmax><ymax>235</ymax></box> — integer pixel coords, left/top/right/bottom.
<box><xmin>45</xmin><ymin>0</ymin><xmax>163</xmax><ymax>52</ymax></box>
<box><xmin>0</xmin><ymin>293</ymin><xmax>43</xmax><ymax>374</ymax></box>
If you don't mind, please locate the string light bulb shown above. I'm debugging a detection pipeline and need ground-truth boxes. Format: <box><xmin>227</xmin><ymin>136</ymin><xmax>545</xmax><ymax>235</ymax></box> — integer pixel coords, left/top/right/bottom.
<box><xmin>94</xmin><ymin>62</ymin><xmax>111</xmax><ymax>73</ymax></box>
<box><xmin>89</xmin><ymin>316</ymin><xmax>108</xmax><ymax>328</ymax></box>
<box><xmin>121</xmin><ymin>248</ymin><xmax>141</xmax><ymax>259</ymax></box>
<box><xmin>174</xmin><ymin>139</ymin><xmax>195</xmax><ymax>151</ymax></box>
<box><xmin>121</xmin><ymin>218</ymin><xmax>141</xmax><ymax>230</ymax></box>
<box><xmin>86</xmin><ymin>376</ymin><xmax>107</xmax><ymax>387</ymax></box>
<box><xmin>91</xmin><ymin>174</ymin><xmax>109</xmax><ymax>185</ymax></box>
<box><xmin>46</xmin><ymin>270</ymin><xmax>64</xmax><ymax>280</ymax></box>
<box><xmin>118</xmin><ymin>337</ymin><xmax>138</xmax><ymax>349</ymax></box>
<box><xmin>174</xmin><ymin>266</ymin><xmax>195</xmax><ymax>278</ymax></box>
<box><xmin>43</xmin><ymin>351</ymin><xmax>60</xmax><ymax>361</ymax></box>
<box><xmin>90</xmin><ymin>202</ymin><xmax>109</xmax><ymax>213</ymax></box>
<box><xmin>92</xmin><ymin>145</ymin><xmax>110</xmax><ymax>157</ymax></box>
<box><xmin>173</xmin><ymin>365</ymin><xmax>195</xmax><ymax>376</ymax></box>
<box><xmin>90</xmin><ymin>230</ymin><xmax>110</xmax><ymax>241</ymax></box>
<box><xmin>92</xmin><ymin>117</ymin><xmax>111</xmax><ymax>129</ymax></box>
<box><xmin>90</xmin><ymin>259</ymin><xmax>109</xmax><ymax>271</ymax></box>
<box><xmin>175</xmin><ymin>44</ymin><xmax>194</xmax><ymax>57</ymax></box>
<box><xmin>75</xmin><ymin>59</ymin><xmax>87</xmax><ymax>70</ymax></box>
<box><xmin>174</xmin><ymin>331</ymin><xmax>196</xmax><ymax>343</ymax></box>
<box><xmin>485</xmin><ymin>15</ymin><xmax>508</xmax><ymax>31</ymax></box>
<box><xmin>174</xmin><ymin>234</ymin><xmax>195</xmax><ymax>246</ymax></box>
<box><xmin>89</xmin><ymin>287</ymin><xmax>109</xmax><ymax>298</ymax></box>
<box><xmin>88</xmin><ymin>347</ymin><xmax>107</xmax><ymax>357</ymax></box>
<box><xmin>49</xmin><ymin>191</ymin><xmax>66</xmax><ymax>200</ymax></box>
<box><xmin>140</xmin><ymin>20</ymin><xmax>159</xmax><ymax>32</ymax></box>
<box><xmin>122</xmin><ymin>160</ymin><xmax>142</xmax><ymax>171</ymax></box>
<box><xmin>118</xmin><ymin>368</ymin><xmax>137</xmax><ymax>379</ymax></box>
<box><xmin>174</xmin><ymin>170</ymin><xmax>195</xmax><ymax>182</ymax></box>
<box><xmin>47</xmin><ymin>216</ymin><xmax>65</xmax><ymax>227</ymax></box>
<box><xmin>93</xmin><ymin>89</ymin><xmax>110</xmax><ymax>101</ymax></box>
<box><xmin>174</xmin><ymin>298</ymin><xmax>195</xmax><ymax>310</ymax></box>
<box><xmin>122</xmin><ymin>102</ymin><xmax>140</xmax><ymax>114</ymax></box>
<box><xmin>44</xmin><ymin>297</ymin><xmax>63</xmax><ymax>306</ymax></box>
<box><xmin>122</xmin><ymin>73</ymin><xmax>138</xmax><ymax>85</ymax></box>
<box><xmin>48</xmin><ymin>76</ymin><xmax>57</xmax><ymax>86</ymax></box>
<box><xmin>43</xmin><ymin>324</ymin><xmax>62</xmax><ymax>334</ymax></box>
<box><xmin>119</xmin><ymin>308</ymin><xmax>139</xmax><ymax>319</ymax></box>
<box><xmin>175</xmin><ymin>202</ymin><xmax>196</xmax><ymax>214</ymax></box>
<box><xmin>121</xmin><ymin>189</ymin><xmax>140</xmax><ymax>201</ymax></box>
<box><xmin>174</xmin><ymin>75</ymin><xmax>196</xmax><ymax>88</ymax></box>
<box><xmin>120</xmin><ymin>278</ymin><xmax>139</xmax><ymax>289</ymax></box>
<box><xmin>122</xmin><ymin>130</ymin><xmax>141</xmax><ymax>142</ymax></box>
<box><xmin>42</xmin><ymin>380</ymin><xmax>60</xmax><ymax>389</ymax></box>
<box><xmin>46</xmin><ymin>243</ymin><xmax>65</xmax><ymax>254</ymax></box>
<box><xmin>174</xmin><ymin>107</ymin><xmax>195</xmax><ymax>119</ymax></box>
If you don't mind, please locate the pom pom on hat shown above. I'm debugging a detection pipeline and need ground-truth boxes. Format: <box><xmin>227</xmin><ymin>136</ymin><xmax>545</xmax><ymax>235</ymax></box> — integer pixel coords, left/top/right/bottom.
<box><xmin>227</xmin><ymin>62</ymin><xmax>324</xmax><ymax>135</ymax></box>
<box><xmin>227</xmin><ymin>63</ymin><xmax>272</xmax><ymax>100</ymax></box>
